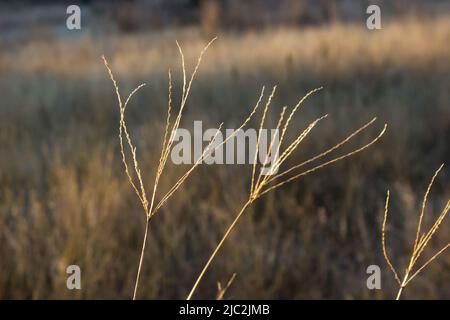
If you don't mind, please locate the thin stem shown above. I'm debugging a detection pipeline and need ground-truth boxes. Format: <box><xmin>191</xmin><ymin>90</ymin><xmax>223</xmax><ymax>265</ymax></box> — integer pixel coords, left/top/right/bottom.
<box><xmin>382</xmin><ymin>191</ymin><xmax>401</xmax><ymax>285</ymax></box>
<box><xmin>395</xmin><ymin>286</ymin><xmax>404</xmax><ymax>300</ymax></box>
<box><xmin>216</xmin><ymin>273</ymin><xmax>237</xmax><ymax>300</ymax></box>
<box><xmin>187</xmin><ymin>200</ymin><xmax>252</xmax><ymax>300</ymax></box>
<box><xmin>133</xmin><ymin>218</ymin><xmax>150</xmax><ymax>300</ymax></box>
<box><xmin>396</xmin><ymin>276</ymin><xmax>408</xmax><ymax>300</ymax></box>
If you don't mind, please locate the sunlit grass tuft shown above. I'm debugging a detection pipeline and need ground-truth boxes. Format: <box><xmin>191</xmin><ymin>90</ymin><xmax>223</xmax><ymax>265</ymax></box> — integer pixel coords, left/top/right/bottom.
<box><xmin>382</xmin><ymin>164</ymin><xmax>450</xmax><ymax>300</ymax></box>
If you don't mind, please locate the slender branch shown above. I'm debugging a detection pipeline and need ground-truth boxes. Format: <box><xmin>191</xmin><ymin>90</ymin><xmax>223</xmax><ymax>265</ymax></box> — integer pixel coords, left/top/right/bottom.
<box><xmin>187</xmin><ymin>200</ymin><xmax>252</xmax><ymax>300</ymax></box>
<box><xmin>382</xmin><ymin>190</ymin><xmax>402</xmax><ymax>285</ymax></box>
<box><xmin>413</xmin><ymin>164</ymin><xmax>444</xmax><ymax>252</ymax></box>
<box><xmin>133</xmin><ymin>219</ymin><xmax>150</xmax><ymax>300</ymax></box>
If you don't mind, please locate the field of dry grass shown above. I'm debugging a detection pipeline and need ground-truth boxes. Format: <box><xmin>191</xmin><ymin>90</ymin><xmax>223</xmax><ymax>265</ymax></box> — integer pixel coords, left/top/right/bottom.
<box><xmin>0</xmin><ymin>16</ymin><xmax>449</xmax><ymax>299</ymax></box>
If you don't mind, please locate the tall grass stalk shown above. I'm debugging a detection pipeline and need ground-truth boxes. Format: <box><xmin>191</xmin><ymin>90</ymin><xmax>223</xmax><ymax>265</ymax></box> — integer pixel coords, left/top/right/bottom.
<box><xmin>103</xmin><ymin>39</ymin><xmax>224</xmax><ymax>299</ymax></box>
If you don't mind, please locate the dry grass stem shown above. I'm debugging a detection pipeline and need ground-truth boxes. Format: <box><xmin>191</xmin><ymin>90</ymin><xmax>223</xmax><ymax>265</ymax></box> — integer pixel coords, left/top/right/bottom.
<box><xmin>216</xmin><ymin>273</ymin><xmax>237</xmax><ymax>300</ymax></box>
<box><xmin>382</xmin><ymin>164</ymin><xmax>449</xmax><ymax>300</ymax></box>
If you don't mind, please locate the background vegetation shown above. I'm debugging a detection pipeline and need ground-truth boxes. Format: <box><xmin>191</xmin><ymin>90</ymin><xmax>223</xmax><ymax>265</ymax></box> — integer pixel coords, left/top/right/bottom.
<box><xmin>0</xmin><ymin>0</ymin><xmax>449</xmax><ymax>299</ymax></box>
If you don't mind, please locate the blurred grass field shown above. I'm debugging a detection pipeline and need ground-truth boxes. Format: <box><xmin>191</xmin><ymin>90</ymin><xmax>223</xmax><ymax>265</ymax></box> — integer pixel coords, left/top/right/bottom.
<box><xmin>0</xmin><ymin>3</ymin><xmax>449</xmax><ymax>299</ymax></box>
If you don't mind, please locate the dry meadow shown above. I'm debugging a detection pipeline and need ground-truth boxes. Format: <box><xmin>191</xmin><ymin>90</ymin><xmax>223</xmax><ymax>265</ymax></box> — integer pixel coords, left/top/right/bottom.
<box><xmin>0</xmin><ymin>13</ymin><xmax>449</xmax><ymax>299</ymax></box>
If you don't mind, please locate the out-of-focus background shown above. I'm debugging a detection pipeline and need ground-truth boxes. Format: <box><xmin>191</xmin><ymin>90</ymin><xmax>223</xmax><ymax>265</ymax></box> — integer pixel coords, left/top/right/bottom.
<box><xmin>0</xmin><ymin>0</ymin><xmax>449</xmax><ymax>299</ymax></box>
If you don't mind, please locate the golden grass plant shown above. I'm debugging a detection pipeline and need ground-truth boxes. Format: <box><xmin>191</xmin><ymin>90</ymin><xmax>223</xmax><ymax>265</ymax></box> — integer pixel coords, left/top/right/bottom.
<box><xmin>102</xmin><ymin>39</ymin><xmax>223</xmax><ymax>299</ymax></box>
<box><xmin>382</xmin><ymin>164</ymin><xmax>450</xmax><ymax>300</ymax></box>
<box><xmin>186</xmin><ymin>84</ymin><xmax>387</xmax><ymax>299</ymax></box>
